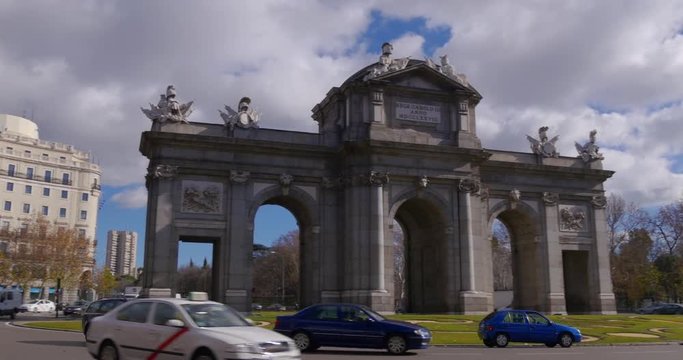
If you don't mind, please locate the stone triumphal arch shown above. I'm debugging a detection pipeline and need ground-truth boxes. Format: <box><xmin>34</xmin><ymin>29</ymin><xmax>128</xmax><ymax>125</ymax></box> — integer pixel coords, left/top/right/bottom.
<box><xmin>139</xmin><ymin>44</ymin><xmax>616</xmax><ymax>314</ymax></box>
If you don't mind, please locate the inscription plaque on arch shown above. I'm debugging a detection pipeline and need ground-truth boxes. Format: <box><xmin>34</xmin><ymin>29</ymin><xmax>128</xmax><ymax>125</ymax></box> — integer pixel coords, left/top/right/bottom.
<box><xmin>396</xmin><ymin>101</ymin><xmax>441</xmax><ymax>124</ymax></box>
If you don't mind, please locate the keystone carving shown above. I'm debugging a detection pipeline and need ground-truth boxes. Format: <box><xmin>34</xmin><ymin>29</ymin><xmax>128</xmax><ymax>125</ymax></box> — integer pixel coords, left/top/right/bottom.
<box><xmin>591</xmin><ymin>195</ymin><xmax>607</xmax><ymax>209</ymax></box>
<box><xmin>542</xmin><ymin>192</ymin><xmax>559</xmax><ymax>206</ymax></box>
<box><xmin>229</xmin><ymin>170</ymin><xmax>250</xmax><ymax>183</ymax></box>
<box><xmin>458</xmin><ymin>178</ymin><xmax>480</xmax><ymax>193</ymax></box>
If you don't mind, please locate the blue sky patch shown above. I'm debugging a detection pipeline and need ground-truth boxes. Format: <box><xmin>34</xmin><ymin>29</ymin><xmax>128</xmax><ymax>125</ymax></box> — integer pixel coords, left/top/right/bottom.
<box><xmin>361</xmin><ymin>10</ymin><xmax>451</xmax><ymax>57</ymax></box>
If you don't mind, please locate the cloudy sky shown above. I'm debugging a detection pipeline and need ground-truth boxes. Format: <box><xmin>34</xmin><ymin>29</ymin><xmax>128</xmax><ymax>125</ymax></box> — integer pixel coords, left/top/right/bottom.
<box><xmin>2</xmin><ymin>0</ymin><xmax>683</xmax><ymax>265</ymax></box>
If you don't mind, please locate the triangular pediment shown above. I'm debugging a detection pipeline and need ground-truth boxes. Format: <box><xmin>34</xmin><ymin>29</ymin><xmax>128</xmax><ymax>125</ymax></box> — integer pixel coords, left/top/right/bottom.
<box><xmin>373</xmin><ymin>63</ymin><xmax>480</xmax><ymax>97</ymax></box>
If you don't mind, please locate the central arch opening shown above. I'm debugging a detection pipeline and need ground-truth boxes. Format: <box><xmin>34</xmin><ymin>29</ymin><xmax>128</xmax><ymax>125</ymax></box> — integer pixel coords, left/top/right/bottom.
<box><xmin>393</xmin><ymin>197</ymin><xmax>448</xmax><ymax>313</ymax></box>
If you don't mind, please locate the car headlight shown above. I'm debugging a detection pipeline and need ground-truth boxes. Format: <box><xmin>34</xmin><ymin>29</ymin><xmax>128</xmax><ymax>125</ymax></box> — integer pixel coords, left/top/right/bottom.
<box><xmin>414</xmin><ymin>329</ymin><xmax>431</xmax><ymax>337</ymax></box>
<box><xmin>225</xmin><ymin>343</ymin><xmax>264</xmax><ymax>355</ymax></box>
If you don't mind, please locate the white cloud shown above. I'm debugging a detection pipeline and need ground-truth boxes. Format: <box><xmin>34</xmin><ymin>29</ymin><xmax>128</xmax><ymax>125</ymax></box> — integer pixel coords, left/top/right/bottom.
<box><xmin>1</xmin><ymin>1</ymin><xmax>683</xmax><ymax>207</ymax></box>
<box><xmin>110</xmin><ymin>186</ymin><xmax>147</xmax><ymax>209</ymax></box>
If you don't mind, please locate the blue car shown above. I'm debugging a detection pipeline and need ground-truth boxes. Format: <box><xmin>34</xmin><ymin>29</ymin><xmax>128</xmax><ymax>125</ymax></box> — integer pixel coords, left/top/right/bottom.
<box><xmin>274</xmin><ymin>303</ymin><xmax>431</xmax><ymax>354</ymax></box>
<box><xmin>478</xmin><ymin>309</ymin><xmax>581</xmax><ymax>348</ymax></box>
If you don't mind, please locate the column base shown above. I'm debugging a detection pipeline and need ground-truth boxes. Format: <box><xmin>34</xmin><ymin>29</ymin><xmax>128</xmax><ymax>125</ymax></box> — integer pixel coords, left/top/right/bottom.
<box><xmin>341</xmin><ymin>290</ymin><xmax>392</xmax><ymax>313</ymax></box>
<box><xmin>545</xmin><ymin>293</ymin><xmax>567</xmax><ymax>315</ymax></box>
<box><xmin>459</xmin><ymin>291</ymin><xmax>493</xmax><ymax>315</ymax></box>
<box><xmin>139</xmin><ymin>288</ymin><xmax>172</xmax><ymax>298</ymax></box>
<box><xmin>591</xmin><ymin>292</ymin><xmax>617</xmax><ymax>314</ymax></box>
<box><xmin>224</xmin><ymin>289</ymin><xmax>248</xmax><ymax>312</ymax></box>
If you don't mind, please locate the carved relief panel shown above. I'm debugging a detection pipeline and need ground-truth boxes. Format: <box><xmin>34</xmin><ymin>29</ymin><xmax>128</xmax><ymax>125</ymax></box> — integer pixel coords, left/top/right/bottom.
<box><xmin>558</xmin><ymin>204</ymin><xmax>587</xmax><ymax>232</ymax></box>
<box><xmin>181</xmin><ymin>180</ymin><xmax>223</xmax><ymax>214</ymax></box>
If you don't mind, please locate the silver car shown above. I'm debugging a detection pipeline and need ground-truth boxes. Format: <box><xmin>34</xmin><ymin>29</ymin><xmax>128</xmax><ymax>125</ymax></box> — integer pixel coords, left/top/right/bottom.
<box><xmin>85</xmin><ymin>292</ymin><xmax>300</xmax><ymax>360</ymax></box>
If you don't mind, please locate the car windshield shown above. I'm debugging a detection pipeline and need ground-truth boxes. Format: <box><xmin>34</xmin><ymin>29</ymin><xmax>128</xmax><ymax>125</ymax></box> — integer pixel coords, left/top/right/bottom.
<box><xmin>181</xmin><ymin>303</ymin><xmax>251</xmax><ymax>328</ymax></box>
<box><xmin>27</xmin><ymin>300</ymin><xmax>40</xmax><ymax>304</ymax></box>
<box><xmin>358</xmin><ymin>305</ymin><xmax>385</xmax><ymax>321</ymax></box>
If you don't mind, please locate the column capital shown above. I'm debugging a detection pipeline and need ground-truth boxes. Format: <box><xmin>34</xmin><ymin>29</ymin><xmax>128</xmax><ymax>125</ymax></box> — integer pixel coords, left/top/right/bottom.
<box><xmin>458</xmin><ymin>178</ymin><xmax>480</xmax><ymax>193</ymax></box>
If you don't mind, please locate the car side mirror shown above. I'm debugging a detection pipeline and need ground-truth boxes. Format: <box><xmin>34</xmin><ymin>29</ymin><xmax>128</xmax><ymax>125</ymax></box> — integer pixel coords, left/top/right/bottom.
<box><xmin>166</xmin><ymin>319</ymin><xmax>185</xmax><ymax>327</ymax></box>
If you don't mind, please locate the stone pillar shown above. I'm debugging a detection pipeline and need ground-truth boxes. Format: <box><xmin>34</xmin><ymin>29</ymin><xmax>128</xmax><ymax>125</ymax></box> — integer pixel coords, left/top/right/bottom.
<box><xmin>370</xmin><ymin>89</ymin><xmax>385</xmax><ymax>124</ymax></box>
<box><xmin>590</xmin><ymin>195</ymin><xmax>617</xmax><ymax>314</ymax></box>
<box><xmin>541</xmin><ymin>192</ymin><xmax>567</xmax><ymax>314</ymax></box>
<box><xmin>223</xmin><ymin>170</ymin><xmax>251</xmax><ymax>312</ymax></box>
<box><xmin>369</xmin><ymin>171</ymin><xmax>387</xmax><ymax>291</ymax></box>
<box><xmin>458</xmin><ymin>178</ymin><xmax>488</xmax><ymax>313</ymax></box>
<box><xmin>141</xmin><ymin>164</ymin><xmax>177</xmax><ymax>298</ymax></box>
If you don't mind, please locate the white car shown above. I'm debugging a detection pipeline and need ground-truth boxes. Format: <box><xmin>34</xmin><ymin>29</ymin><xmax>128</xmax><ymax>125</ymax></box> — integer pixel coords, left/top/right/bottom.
<box><xmin>85</xmin><ymin>292</ymin><xmax>301</xmax><ymax>360</ymax></box>
<box><xmin>19</xmin><ymin>299</ymin><xmax>55</xmax><ymax>313</ymax></box>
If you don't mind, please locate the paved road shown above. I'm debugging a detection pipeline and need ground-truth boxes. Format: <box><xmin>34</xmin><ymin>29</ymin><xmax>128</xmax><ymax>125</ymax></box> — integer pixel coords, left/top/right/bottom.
<box><xmin>2</xmin><ymin>314</ymin><xmax>683</xmax><ymax>360</ymax></box>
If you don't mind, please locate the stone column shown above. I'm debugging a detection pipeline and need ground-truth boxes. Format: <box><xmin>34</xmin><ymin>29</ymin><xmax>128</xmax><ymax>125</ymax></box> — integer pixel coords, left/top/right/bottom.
<box><xmin>370</xmin><ymin>89</ymin><xmax>385</xmax><ymax>124</ymax></box>
<box><xmin>591</xmin><ymin>195</ymin><xmax>617</xmax><ymax>314</ymax></box>
<box><xmin>223</xmin><ymin>170</ymin><xmax>251</xmax><ymax>311</ymax></box>
<box><xmin>541</xmin><ymin>192</ymin><xmax>567</xmax><ymax>314</ymax></box>
<box><xmin>369</xmin><ymin>171</ymin><xmax>388</xmax><ymax>291</ymax></box>
<box><xmin>458</xmin><ymin>178</ymin><xmax>487</xmax><ymax>313</ymax></box>
<box><xmin>140</xmin><ymin>164</ymin><xmax>177</xmax><ymax>298</ymax></box>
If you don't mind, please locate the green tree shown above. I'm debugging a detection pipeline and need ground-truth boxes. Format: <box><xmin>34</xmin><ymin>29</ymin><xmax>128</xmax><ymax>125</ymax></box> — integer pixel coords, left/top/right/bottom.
<box><xmin>94</xmin><ymin>268</ymin><xmax>118</xmax><ymax>297</ymax></box>
<box><xmin>612</xmin><ymin>228</ymin><xmax>660</xmax><ymax>307</ymax></box>
<box><xmin>654</xmin><ymin>254</ymin><xmax>683</xmax><ymax>303</ymax></box>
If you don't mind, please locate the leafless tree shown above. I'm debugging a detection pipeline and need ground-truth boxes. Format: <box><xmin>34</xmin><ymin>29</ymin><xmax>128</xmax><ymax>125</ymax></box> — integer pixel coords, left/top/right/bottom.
<box><xmin>392</xmin><ymin>220</ymin><xmax>406</xmax><ymax>311</ymax></box>
<box><xmin>650</xmin><ymin>200</ymin><xmax>683</xmax><ymax>256</ymax></box>
<box><xmin>252</xmin><ymin>230</ymin><xmax>299</xmax><ymax>306</ymax></box>
<box><xmin>491</xmin><ymin>219</ymin><xmax>513</xmax><ymax>291</ymax></box>
<box><xmin>606</xmin><ymin>193</ymin><xmax>648</xmax><ymax>256</ymax></box>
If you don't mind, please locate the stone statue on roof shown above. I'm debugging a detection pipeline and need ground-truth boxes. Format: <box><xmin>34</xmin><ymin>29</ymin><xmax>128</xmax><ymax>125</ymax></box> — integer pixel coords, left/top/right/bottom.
<box><xmin>141</xmin><ymin>85</ymin><xmax>194</xmax><ymax>123</ymax></box>
<box><xmin>527</xmin><ymin>126</ymin><xmax>559</xmax><ymax>158</ymax></box>
<box><xmin>220</xmin><ymin>96</ymin><xmax>260</xmax><ymax>130</ymax></box>
<box><xmin>575</xmin><ymin>129</ymin><xmax>604</xmax><ymax>162</ymax></box>
<box><xmin>364</xmin><ymin>42</ymin><xmax>411</xmax><ymax>81</ymax></box>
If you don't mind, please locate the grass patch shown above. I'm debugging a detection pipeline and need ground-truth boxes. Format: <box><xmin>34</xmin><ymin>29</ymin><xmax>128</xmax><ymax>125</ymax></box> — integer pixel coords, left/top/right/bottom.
<box><xmin>21</xmin><ymin>312</ymin><xmax>683</xmax><ymax>345</ymax></box>
<box><xmin>22</xmin><ymin>320</ymin><xmax>82</xmax><ymax>332</ymax></box>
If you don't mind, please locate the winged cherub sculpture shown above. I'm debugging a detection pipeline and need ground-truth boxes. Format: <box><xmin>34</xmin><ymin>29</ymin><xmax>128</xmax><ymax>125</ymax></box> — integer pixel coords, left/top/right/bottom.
<box><xmin>219</xmin><ymin>97</ymin><xmax>260</xmax><ymax>130</ymax></box>
<box><xmin>526</xmin><ymin>126</ymin><xmax>559</xmax><ymax>158</ymax></box>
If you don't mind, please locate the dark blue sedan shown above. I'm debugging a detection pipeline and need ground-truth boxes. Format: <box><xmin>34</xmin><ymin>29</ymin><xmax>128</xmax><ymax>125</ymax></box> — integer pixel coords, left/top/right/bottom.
<box><xmin>274</xmin><ymin>303</ymin><xmax>431</xmax><ymax>354</ymax></box>
<box><xmin>478</xmin><ymin>309</ymin><xmax>581</xmax><ymax>348</ymax></box>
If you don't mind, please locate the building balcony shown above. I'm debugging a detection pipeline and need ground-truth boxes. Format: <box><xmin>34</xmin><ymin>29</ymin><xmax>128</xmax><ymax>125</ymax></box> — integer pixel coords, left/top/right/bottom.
<box><xmin>0</xmin><ymin>169</ymin><xmax>73</xmax><ymax>185</ymax></box>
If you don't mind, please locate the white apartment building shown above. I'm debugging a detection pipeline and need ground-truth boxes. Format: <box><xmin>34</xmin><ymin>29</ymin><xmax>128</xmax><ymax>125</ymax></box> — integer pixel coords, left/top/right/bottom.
<box><xmin>106</xmin><ymin>230</ymin><xmax>137</xmax><ymax>277</ymax></box>
<box><xmin>0</xmin><ymin>114</ymin><xmax>101</xmax><ymax>282</ymax></box>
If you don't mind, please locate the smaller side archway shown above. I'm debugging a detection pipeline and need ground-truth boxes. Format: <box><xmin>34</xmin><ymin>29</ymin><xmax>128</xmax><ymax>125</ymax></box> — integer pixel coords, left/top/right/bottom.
<box><xmin>247</xmin><ymin>185</ymin><xmax>320</xmax><ymax>309</ymax></box>
<box><xmin>489</xmin><ymin>202</ymin><xmax>545</xmax><ymax>311</ymax></box>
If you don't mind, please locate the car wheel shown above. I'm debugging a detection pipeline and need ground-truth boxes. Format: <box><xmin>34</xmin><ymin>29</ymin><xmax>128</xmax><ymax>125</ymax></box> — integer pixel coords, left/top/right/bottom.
<box><xmin>32</xmin><ymin>308</ymin><xmax>38</xmax><ymax>313</ymax></box>
<box><xmin>99</xmin><ymin>341</ymin><xmax>119</xmax><ymax>360</ymax></box>
<box><xmin>192</xmin><ymin>349</ymin><xmax>215</xmax><ymax>360</ymax></box>
<box><xmin>495</xmin><ymin>333</ymin><xmax>509</xmax><ymax>348</ymax></box>
<box><xmin>545</xmin><ymin>342</ymin><xmax>556</xmax><ymax>347</ymax></box>
<box><xmin>292</xmin><ymin>332</ymin><xmax>314</xmax><ymax>352</ymax></box>
<box><xmin>559</xmin><ymin>333</ymin><xmax>573</xmax><ymax>348</ymax></box>
<box><xmin>483</xmin><ymin>340</ymin><xmax>496</xmax><ymax>348</ymax></box>
<box><xmin>386</xmin><ymin>335</ymin><xmax>407</xmax><ymax>355</ymax></box>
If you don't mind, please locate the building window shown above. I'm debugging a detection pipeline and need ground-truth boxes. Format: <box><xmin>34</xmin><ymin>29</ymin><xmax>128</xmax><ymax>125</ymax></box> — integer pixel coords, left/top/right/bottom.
<box><xmin>20</xmin><ymin>224</ymin><xmax>28</xmax><ymax>236</ymax></box>
<box><xmin>42</xmin><ymin>206</ymin><xmax>48</xmax><ymax>216</ymax></box>
<box><xmin>26</xmin><ymin>167</ymin><xmax>34</xmax><ymax>179</ymax></box>
<box><xmin>1</xmin><ymin>221</ymin><xmax>9</xmax><ymax>230</ymax></box>
<box><xmin>61</xmin><ymin>190</ymin><xmax>68</xmax><ymax>199</ymax></box>
<box><xmin>42</xmin><ymin>153</ymin><xmax>49</xmax><ymax>160</ymax></box>
<box><xmin>6</xmin><ymin>182</ymin><xmax>13</xmax><ymax>191</ymax></box>
<box><xmin>43</xmin><ymin>187</ymin><xmax>50</xmax><ymax>196</ymax></box>
<box><xmin>25</xmin><ymin>185</ymin><xmax>32</xmax><ymax>194</ymax></box>
<box><xmin>82</xmin><ymin>193</ymin><xmax>89</xmax><ymax>201</ymax></box>
<box><xmin>62</xmin><ymin>173</ymin><xmax>70</xmax><ymax>185</ymax></box>
<box><xmin>59</xmin><ymin>208</ymin><xmax>67</xmax><ymax>218</ymax></box>
<box><xmin>22</xmin><ymin>203</ymin><xmax>30</xmax><ymax>214</ymax></box>
<box><xmin>24</xmin><ymin>150</ymin><xmax>31</xmax><ymax>157</ymax></box>
<box><xmin>59</xmin><ymin>156</ymin><xmax>66</xmax><ymax>162</ymax></box>
<box><xmin>7</xmin><ymin>164</ymin><xmax>15</xmax><ymax>177</ymax></box>
<box><xmin>3</xmin><ymin>201</ymin><xmax>10</xmax><ymax>211</ymax></box>
<box><xmin>80</xmin><ymin>210</ymin><xmax>87</xmax><ymax>220</ymax></box>
<box><xmin>44</xmin><ymin>170</ymin><xmax>52</xmax><ymax>183</ymax></box>
<box><xmin>78</xmin><ymin>229</ymin><xmax>86</xmax><ymax>238</ymax></box>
